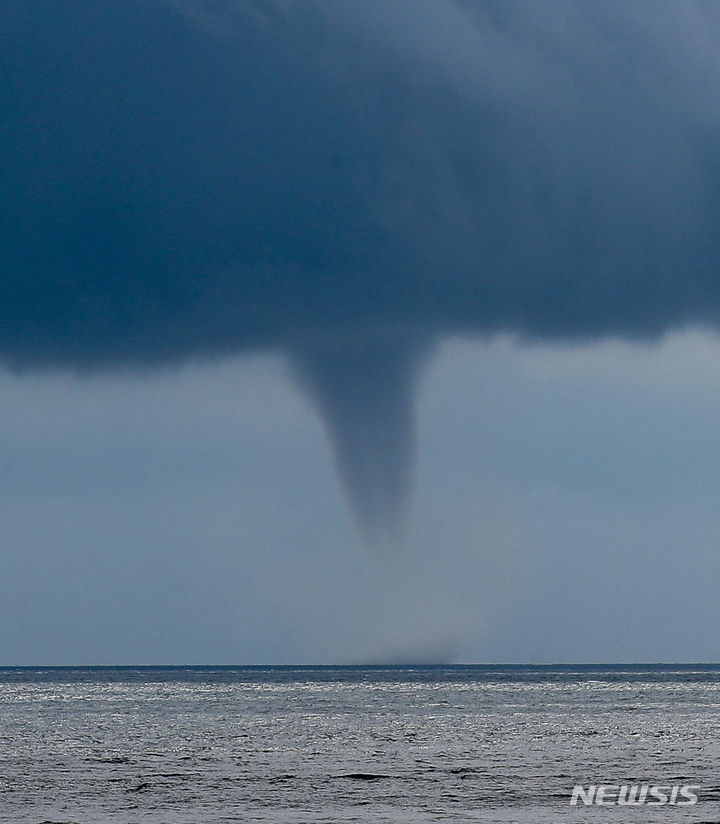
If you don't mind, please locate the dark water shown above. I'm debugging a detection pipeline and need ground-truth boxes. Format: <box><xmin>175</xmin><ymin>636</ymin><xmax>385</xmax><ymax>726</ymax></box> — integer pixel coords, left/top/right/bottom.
<box><xmin>1</xmin><ymin>665</ymin><xmax>719</xmax><ymax>823</ymax></box>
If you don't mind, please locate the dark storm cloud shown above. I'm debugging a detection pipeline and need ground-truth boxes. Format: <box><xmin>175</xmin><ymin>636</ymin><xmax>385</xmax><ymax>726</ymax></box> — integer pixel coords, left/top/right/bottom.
<box><xmin>3</xmin><ymin>0</ymin><xmax>720</xmax><ymax>534</ymax></box>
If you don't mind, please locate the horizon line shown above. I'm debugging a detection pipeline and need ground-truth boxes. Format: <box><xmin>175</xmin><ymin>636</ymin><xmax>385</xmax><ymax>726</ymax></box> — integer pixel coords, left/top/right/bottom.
<box><xmin>1</xmin><ymin>661</ymin><xmax>719</xmax><ymax>669</ymax></box>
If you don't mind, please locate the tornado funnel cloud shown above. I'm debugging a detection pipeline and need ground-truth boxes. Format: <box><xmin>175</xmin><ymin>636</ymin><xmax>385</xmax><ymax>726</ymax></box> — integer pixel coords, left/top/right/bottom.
<box><xmin>293</xmin><ymin>337</ymin><xmax>430</xmax><ymax>542</ymax></box>
<box><xmin>6</xmin><ymin>2</ymin><xmax>720</xmax><ymax>541</ymax></box>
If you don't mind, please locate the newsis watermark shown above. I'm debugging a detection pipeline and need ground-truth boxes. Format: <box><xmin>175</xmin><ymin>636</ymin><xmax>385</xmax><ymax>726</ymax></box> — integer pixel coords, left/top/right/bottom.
<box><xmin>569</xmin><ymin>784</ymin><xmax>699</xmax><ymax>806</ymax></box>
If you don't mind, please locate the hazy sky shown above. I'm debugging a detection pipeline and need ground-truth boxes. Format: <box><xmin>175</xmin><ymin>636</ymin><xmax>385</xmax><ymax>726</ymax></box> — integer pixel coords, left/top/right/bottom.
<box><xmin>3</xmin><ymin>1</ymin><xmax>720</xmax><ymax>663</ymax></box>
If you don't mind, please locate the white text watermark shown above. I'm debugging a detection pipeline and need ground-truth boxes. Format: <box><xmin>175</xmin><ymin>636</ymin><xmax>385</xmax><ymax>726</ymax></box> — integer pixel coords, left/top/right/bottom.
<box><xmin>569</xmin><ymin>784</ymin><xmax>699</xmax><ymax>806</ymax></box>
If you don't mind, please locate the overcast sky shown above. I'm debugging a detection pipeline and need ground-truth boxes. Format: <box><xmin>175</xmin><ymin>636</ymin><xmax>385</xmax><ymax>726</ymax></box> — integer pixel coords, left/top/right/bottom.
<box><xmin>3</xmin><ymin>1</ymin><xmax>720</xmax><ymax>663</ymax></box>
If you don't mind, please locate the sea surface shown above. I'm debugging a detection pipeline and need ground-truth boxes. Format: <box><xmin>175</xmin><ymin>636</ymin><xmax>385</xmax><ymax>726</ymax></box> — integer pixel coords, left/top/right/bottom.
<box><xmin>1</xmin><ymin>664</ymin><xmax>719</xmax><ymax>823</ymax></box>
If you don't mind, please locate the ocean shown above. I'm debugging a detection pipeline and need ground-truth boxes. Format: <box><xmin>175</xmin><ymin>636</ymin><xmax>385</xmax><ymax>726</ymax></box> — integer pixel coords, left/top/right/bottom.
<box><xmin>0</xmin><ymin>665</ymin><xmax>718</xmax><ymax>823</ymax></box>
